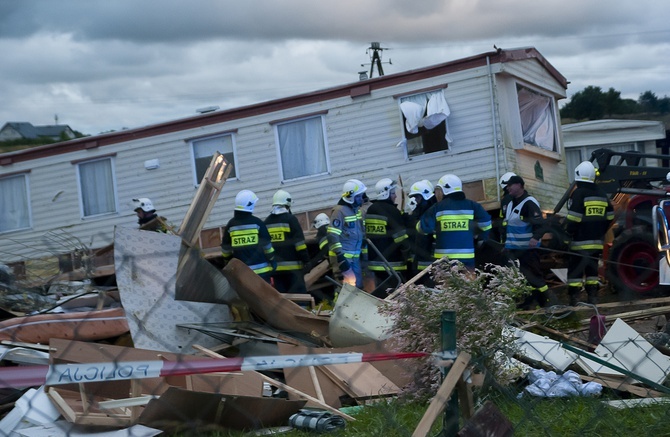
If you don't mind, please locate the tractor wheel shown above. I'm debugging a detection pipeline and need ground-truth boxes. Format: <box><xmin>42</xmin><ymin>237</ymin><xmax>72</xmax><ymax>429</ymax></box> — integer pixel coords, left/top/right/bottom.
<box><xmin>606</xmin><ymin>227</ymin><xmax>662</xmax><ymax>299</ymax></box>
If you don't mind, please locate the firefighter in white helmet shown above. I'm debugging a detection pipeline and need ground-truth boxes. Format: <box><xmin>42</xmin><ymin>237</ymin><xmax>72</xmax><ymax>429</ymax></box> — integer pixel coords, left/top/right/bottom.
<box><xmin>221</xmin><ymin>190</ymin><xmax>276</xmax><ymax>282</ymax></box>
<box><xmin>563</xmin><ymin>161</ymin><xmax>614</xmax><ymax>305</ymax></box>
<box><xmin>406</xmin><ymin>180</ymin><xmax>437</xmax><ymax>278</ymax></box>
<box><xmin>303</xmin><ymin>213</ymin><xmax>332</xmax><ymax>286</ymax></box>
<box><xmin>365</xmin><ymin>178</ymin><xmax>411</xmax><ymax>296</ymax></box>
<box><xmin>328</xmin><ymin>179</ymin><xmax>367</xmax><ymax>288</ymax></box>
<box><xmin>132</xmin><ymin>197</ymin><xmax>170</xmax><ymax>232</ymax></box>
<box><xmin>264</xmin><ymin>189</ymin><xmax>310</xmax><ymax>294</ymax></box>
<box><xmin>417</xmin><ymin>174</ymin><xmax>492</xmax><ymax>269</ymax></box>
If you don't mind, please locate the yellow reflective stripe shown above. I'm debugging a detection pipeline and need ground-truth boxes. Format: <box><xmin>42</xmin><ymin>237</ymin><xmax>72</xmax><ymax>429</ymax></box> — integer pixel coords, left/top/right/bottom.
<box><xmin>393</xmin><ymin>234</ymin><xmax>409</xmax><ymax>243</ymax></box>
<box><xmin>295</xmin><ymin>243</ymin><xmax>307</xmax><ymax>251</ymax></box>
<box><xmin>327</xmin><ymin>226</ymin><xmax>342</xmax><ymax>235</ymax></box>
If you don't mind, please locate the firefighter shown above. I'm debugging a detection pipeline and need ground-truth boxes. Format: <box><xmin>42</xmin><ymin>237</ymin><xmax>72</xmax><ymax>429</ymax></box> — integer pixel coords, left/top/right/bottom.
<box><xmin>265</xmin><ymin>189</ymin><xmax>310</xmax><ymax>294</ymax></box>
<box><xmin>495</xmin><ymin>172</ymin><xmax>517</xmax><ymax>243</ymax></box>
<box><xmin>328</xmin><ymin>179</ymin><xmax>367</xmax><ymax>288</ymax></box>
<box><xmin>406</xmin><ymin>180</ymin><xmax>437</xmax><ymax>277</ymax></box>
<box><xmin>564</xmin><ymin>161</ymin><xmax>614</xmax><ymax>305</ymax></box>
<box><xmin>132</xmin><ymin>197</ymin><xmax>170</xmax><ymax>232</ymax></box>
<box><xmin>503</xmin><ymin>175</ymin><xmax>549</xmax><ymax>308</ymax></box>
<box><xmin>417</xmin><ymin>174</ymin><xmax>492</xmax><ymax>269</ymax></box>
<box><xmin>221</xmin><ymin>190</ymin><xmax>276</xmax><ymax>283</ymax></box>
<box><xmin>311</xmin><ymin>213</ymin><xmax>331</xmax><ymax>266</ymax></box>
<box><xmin>366</xmin><ymin>178</ymin><xmax>411</xmax><ymax>296</ymax></box>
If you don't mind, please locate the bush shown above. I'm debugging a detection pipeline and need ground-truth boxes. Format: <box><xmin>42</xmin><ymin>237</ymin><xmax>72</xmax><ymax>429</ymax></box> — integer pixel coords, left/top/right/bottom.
<box><xmin>380</xmin><ymin>259</ymin><xmax>532</xmax><ymax>400</ymax></box>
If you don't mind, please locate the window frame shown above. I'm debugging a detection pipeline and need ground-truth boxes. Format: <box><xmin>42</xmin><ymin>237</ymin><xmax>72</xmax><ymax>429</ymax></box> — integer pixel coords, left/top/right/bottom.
<box><xmin>397</xmin><ymin>88</ymin><xmax>451</xmax><ymax>160</ymax></box>
<box><xmin>0</xmin><ymin>172</ymin><xmax>32</xmax><ymax>234</ymax></box>
<box><xmin>516</xmin><ymin>84</ymin><xmax>561</xmax><ymax>154</ymax></box>
<box><xmin>189</xmin><ymin>132</ymin><xmax>238</xmax><ymax>186</ymax></box>
<box><xmin>75</xmin><ymin>156</ymin><xmax>119</xmax><ymax>219</ymax></box>
<box><xmin>273</xmin><ymin>114</ymin><xmax>331</xmax><ymax>182</ymax></box>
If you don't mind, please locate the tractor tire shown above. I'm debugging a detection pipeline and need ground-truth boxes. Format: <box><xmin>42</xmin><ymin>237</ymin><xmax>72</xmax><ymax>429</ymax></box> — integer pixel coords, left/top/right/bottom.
<box><xmin>606</xmin><ymin>226</ymin><xmax>663</xmax><ymax>299</ymax></box>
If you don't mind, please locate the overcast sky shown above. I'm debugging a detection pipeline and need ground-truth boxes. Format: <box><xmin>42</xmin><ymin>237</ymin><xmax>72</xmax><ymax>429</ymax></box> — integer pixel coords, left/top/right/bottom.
<box><xmin>1</xmin><ymin>0</ymin><xmax>668</xmax><ymax>136</ymax></box>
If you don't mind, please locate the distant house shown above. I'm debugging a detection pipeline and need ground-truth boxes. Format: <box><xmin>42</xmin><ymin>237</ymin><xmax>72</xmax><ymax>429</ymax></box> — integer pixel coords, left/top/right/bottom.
<box><xmin>562</xmin><ymin>119</ymin><xmax>668</xmax><ymax>182</ymax></box>
<box><xmin>0</xmin><ymin>122</ymin><xmax>75</xmax><ymax>142</ymax></box>
<box><xmin>0</xmin><ymin>46</ymin><xmax>570</xmax><ymax>266</ymax></box>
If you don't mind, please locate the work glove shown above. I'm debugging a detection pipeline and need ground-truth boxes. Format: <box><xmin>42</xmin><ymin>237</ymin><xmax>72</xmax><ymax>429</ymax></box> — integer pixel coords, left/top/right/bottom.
<box><xmin>336</xmin><ymin>254</ymin><xmax>350</xmax><ymax>273</ymax></box>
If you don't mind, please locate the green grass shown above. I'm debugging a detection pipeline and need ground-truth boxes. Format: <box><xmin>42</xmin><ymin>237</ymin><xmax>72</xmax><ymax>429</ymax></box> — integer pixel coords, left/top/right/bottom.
<box><xmin>166</xmin><ymin>391</ymin><xmax>670</xmax><ymax>436</ymax></box>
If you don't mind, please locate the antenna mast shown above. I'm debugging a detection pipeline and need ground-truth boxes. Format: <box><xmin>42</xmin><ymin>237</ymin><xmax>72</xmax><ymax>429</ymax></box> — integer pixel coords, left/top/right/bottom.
<box><xmin>363</xmin><ymin>42</ymin><xmax>391</xmax><ymax>78</ymax></box>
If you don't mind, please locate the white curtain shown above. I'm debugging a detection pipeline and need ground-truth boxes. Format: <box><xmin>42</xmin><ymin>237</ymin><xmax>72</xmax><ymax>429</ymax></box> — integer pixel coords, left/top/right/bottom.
<box><xmin>0</xmin><ymin>175</ymin><xmax>30</xmax><ymax>232</ymax></box>
<box><xmin>278</xmin><ymin>117</ymin><xmax>327</xmax><ymax>180</ymax></box>
<box><xmin>400</xmin><ymin>90</ymin><xmax>452</xmax><ymax>142</ymax></box>
<box><xmin>79</xmin><ymin>159</ymin><xmax>116</xmax><ymax>217</ymax></box>
<box><xmin>518</xmin><ymin>87</ymin><xmax>556</xmax><ymax>151</ymax></box>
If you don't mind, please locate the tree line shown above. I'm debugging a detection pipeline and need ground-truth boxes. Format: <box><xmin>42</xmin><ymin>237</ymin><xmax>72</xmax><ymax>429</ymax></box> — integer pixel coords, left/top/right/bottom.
<box><xmin>560</xmin><ymin>86</ymin><xmax>670</xmax><ymax>121</ymax></box>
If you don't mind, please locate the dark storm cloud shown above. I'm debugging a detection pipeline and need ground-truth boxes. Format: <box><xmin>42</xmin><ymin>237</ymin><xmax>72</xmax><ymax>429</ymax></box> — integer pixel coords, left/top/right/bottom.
<box><xmin>0</xmin><ymin>0</ymin><xmax>667</xmax><ymax>135</ymax></box>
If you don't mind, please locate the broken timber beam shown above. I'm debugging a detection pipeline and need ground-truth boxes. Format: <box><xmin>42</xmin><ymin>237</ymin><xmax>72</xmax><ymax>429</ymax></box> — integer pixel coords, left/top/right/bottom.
<box><xmin>412</xmin><ymin>351</ymin><xmax>471</xmax><ymax>437</ymax></box>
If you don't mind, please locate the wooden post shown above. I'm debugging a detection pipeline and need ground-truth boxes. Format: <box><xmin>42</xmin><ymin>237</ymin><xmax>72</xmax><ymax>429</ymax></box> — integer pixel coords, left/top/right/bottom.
<box><xmin>411</xmin><ymin>352</ymin><xmax>471</xmax><ymax>437</ymax></box>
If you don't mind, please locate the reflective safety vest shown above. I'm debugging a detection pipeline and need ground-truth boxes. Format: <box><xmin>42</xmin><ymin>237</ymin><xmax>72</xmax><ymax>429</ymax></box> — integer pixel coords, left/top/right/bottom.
<box><xmin>504</xmin><ymin>196</ymin><xmax>540</xmax><ymax>250</ymax></box>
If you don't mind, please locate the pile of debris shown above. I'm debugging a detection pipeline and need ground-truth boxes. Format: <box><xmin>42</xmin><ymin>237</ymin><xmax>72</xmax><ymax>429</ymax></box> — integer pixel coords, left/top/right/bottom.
<box><xmin>2</xmin><ymin>153</ymin><xmax>670</xmax><ymax>435</ymax></box>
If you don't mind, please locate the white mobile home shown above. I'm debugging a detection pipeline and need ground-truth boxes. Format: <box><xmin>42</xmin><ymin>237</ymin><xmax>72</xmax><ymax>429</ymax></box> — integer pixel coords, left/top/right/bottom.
<box><xmin>0</xmin><ymin>47</ymin><xmax>569</xmax><ymax>268</ymax></box>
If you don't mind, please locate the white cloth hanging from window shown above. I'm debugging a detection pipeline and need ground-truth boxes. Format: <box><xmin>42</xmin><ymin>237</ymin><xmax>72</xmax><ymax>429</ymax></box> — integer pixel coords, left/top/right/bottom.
<box><xmin>400</xmin><ymin>101</ymin><xmax>424</xmax><ymax>134</ymax></box>
<box><xmin>400</xmin><ymin>90</ymin><xmax>452</xmax><ymax>143</ymax></box>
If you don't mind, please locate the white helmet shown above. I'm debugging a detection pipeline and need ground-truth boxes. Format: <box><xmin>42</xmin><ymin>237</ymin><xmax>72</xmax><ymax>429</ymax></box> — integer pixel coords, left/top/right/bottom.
<box><xmin>409</xmin><ymin>180</ymin><xmax>434</xmax><ymax>201</ymax></box>
<box><xmin>313</xmin><ymin>213</ymin><xmax>330</xmax><ymax>229</ymax></box>
<box><xmin>272</xmin><ymin>189</ymin><xmax>292</xmax><ymax>207</ymax></box>
<box><xmin>375</xmin><ymin>178</ymin><xmax>397</xmax><ymax>200</ymax></box>
<box><xmin>499</xmin><ymin>172</ymin><xmax>517</xmax><ymax>189</ymax></box>
<box><xmin>342</xmin><ymin>179</ymin><xmax>367</xmax><ymax>204</ymax></box>
<box><xmin>436</xmin><ymin>174</ymin><xmax>463</xmax><ymax>196</ymax></box>
<box><xmin>235</xmin><ymin>190</ymin><xmax>259</xmax><ymax>212</ymax></box>
<box><xmin>575</xmin><ymin>161</ymin><xmax>596</xmax><ymax>183</ymax></box>
<box><xmin>132</xmin><ymin>197</ymin><xmax>155</xmax><ymax>213</ymax></box>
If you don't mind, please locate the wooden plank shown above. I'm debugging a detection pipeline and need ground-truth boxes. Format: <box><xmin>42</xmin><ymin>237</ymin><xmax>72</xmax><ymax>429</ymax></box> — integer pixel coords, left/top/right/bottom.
<box><xmin>320</xmin><ymin>362</ymin><xmax>400</xmax><ymax>399</ymax></box>
<box><xmin>191</xmin><ymin>344</ymin><xmax>355</xmax><ymax>421</ymax></box>
<box><xmin>308</xmin><ymin>366</ymin><xmax>325</xmax><ymax>403</ymax></box>
<box><xmin>178</xmin><ymin>153</ymin><xmax>232</xmax><ymax>247</ymax></box>
<box><xmin>385</xmin><ymin>260</ymin><xmax>439</xmax><ymax>301</ymax></box>
<box><xmin>412</xmin><ymin>352</ymin><xmax>471</xmax><ymax>437</ymax></box>
<box><xmin>305</xmin><ymin>260</ymin><xmax>330</xmax><ymax>288</ymax></box>
<box><xmin>580</xmin><ymin>374</ymin><xmax>666</xmax><ymax>398</ymax></box>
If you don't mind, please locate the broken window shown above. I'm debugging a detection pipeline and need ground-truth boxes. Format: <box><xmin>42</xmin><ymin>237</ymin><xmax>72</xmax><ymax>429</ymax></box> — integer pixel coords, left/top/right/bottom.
<box><xmin>399</xmin><ymin>89</ymin><xmax>452</xmax><ymax>158</ymax></box>
<box><xmin>0</xmin><ymin>173</ymin><xmax>31</xmax><ymax>233</ymax></box>
<box><xmin>77</xmin><ymin>157</ymin><xmax>117</xmax><ymax>217</ymax></box>
<box><xmin>191</xmin><ymin>134</ymin><xmax>237</xmax><ymax>185</ymax></box>
<box><xmin>518</xmin><ymin>86</ymin><xmax>559</xmax><ymax>152</ymax></box>
<box><xmin>275</xmin><ymin>115</ymin><xmax>329</xmax><ymax>181</ymax></box>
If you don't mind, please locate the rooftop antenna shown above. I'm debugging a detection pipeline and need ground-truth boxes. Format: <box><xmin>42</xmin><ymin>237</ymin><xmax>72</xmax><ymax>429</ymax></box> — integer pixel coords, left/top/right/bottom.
<box><xmin>54</xmin><ymin>114</ymin><xmax>59</xmax><ymax>125</ymax></box>
<box><xmin>362</xmin><ymin>42</ymin><xmax>391</xmax><ymax>78</ymax></box>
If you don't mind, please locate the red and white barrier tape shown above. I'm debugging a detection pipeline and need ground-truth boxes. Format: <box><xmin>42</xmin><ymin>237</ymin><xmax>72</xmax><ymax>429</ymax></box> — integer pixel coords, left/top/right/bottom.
<box><xmin>0</xmin><ymin>351</ymin><xmax>428</xmax><ymax>389</ymax></box>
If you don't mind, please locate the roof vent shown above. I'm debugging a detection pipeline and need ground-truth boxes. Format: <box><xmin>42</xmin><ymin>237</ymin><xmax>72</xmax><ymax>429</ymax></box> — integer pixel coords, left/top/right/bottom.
<box><xmin>196</xmin><ymin>106</ymin><xmax>220</xmax><ymax>114</ymax></box>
